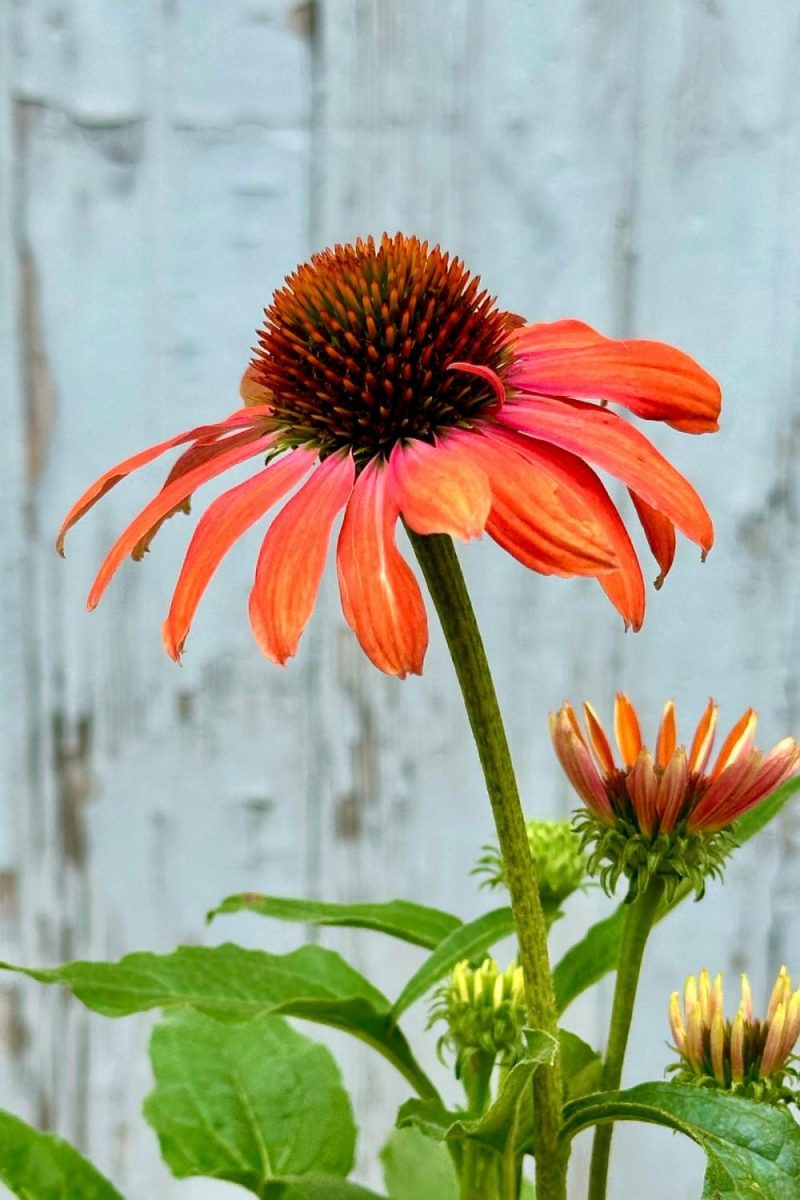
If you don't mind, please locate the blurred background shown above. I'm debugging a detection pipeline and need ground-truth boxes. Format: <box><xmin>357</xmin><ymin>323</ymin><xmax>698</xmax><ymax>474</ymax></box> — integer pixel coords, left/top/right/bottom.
<box><xmin>1</xmin><ymin>2</ymin><xmax>799</xmax><ymax>1196</ymax></box>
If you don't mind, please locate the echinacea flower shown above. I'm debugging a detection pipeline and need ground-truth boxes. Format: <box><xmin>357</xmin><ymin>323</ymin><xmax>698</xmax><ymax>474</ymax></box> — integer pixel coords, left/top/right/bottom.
<box><xmin>429</xmin><ymin>958</ymin><xmax>527</xmax><ymax>1076</ymax></box>
<box><xmin>668</xmin><ymin>967</ymin><xmax>800</xmax><ymax>1103</ymax></box>
<box><xmin>549</xmin><ymin>694</ymin><xmax>800</xmax><ymax>896</ymax></box>
<box><xmin>58</xmin><ymin>233</ymin><xmax>720</xmax><ymax>677</ymax></box>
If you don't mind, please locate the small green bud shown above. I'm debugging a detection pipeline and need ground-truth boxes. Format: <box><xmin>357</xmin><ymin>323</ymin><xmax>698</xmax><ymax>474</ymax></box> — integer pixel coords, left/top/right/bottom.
<box><xmin>474</xmin><ymin>818</ymin><xmax>587</xmax><ymax>915</ymax></box>
<box><xmin>429</xmin><ymin>958</ymin><xmax>528</xmax><ymax>1076</ymax></box>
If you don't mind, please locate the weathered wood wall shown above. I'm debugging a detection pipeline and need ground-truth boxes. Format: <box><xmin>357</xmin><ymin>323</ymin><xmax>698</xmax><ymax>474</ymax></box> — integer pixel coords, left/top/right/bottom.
<box><xmin>2</xmin><ymin>2</ymin><xmax>799</xmax><ymax>1196</ymax></box>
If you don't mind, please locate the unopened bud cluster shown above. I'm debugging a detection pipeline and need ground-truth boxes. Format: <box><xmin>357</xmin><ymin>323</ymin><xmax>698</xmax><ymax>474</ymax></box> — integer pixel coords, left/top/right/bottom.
<box><xmin>474</xmin><ymin>818</ymin><xmax>587</xmax><ymax>916</ymax></box>
<box><xmin>430</xmin><ymin>958</ymin><xmax>527</xmax><ymax>1075</ymax></box>
<box><xmin>668</xmin><ymin>967</ymin><xmax>800</xmax><ymax>1104</ymax></box>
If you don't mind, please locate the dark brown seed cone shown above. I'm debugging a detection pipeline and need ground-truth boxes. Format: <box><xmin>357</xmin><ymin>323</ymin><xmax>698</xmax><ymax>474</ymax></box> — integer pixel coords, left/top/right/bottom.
<box><xmin>248</xmin><ymin>233</ymin><xmax>520</xmax><ymax>462</ymax></box>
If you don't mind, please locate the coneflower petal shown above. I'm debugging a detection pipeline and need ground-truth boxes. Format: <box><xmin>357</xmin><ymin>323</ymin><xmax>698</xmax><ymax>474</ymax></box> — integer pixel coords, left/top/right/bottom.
<box><xmin>712</xmin><ymin>708</ymin><xmax>758</xmax><ymax>776</ymax></box>
<box><xmin>628</xmin><ymin>749</ymin><xmax>659</xmax><ymax>837</ymax></box>
<box><xmin>163</xmin><ymin>448</ymin><xmax>315</xmax><ymax>660</ymax></box>
<box><xmin>582</xmin><ymin>702</ymin><xmax>616</xmax><ymax>775</ymax></box>
<box><xmin>614</xmin><ymin>692</ymin><xmax>643</xmax><ymax>767</ymax></box>
<box><xmin>249</xmin><ymin>451</ymin><xmax>355</xmax><ymax>665</ymax></box>
<box><xmin>689</xmin><ymin>699</ymin><xmax>718</xmax><ymax>773</ymax></box>
<box><xmin>56</xmin><ymin>406</ymin><xmax>273</xmax><ymax>555</ymax></box>
<box><xmin>505</xmin><ymin>319</ymin><xmax>721</xmax><ymax>433</ymax></box>
<box><xmin>548</xmin><ymin>711</ymin><xmax>612</xmax><ymax>819</ymax></box>
<box><xmin>389</xmin><ymin>435</ymin><xmax>491</xmax><ymax>542</ymax></box>
<box><xmin>655</xmin><ymin>701</ymin><xmax>678</xmax><ymax>768</ymax></box>
<box><xmin>687</xmin><ymin>752</ymin><xmax>764</xmax><ymax>832</ymax></box>
<box><xmin>450</xmin><ymin>428</ymin><xmax>618</xmax><ymax>577</ymax></box>
<box><xmin>337</xmin><ymin>459</ymin><xmax>428</xmax><ymax>678</ymax></box>
<box><xmin>656</xmin><ymin>747</ymin><xmax>689</xmax><ymax>833</ymax></box>
<box><xmin>628</xmin><ymin>490</ymin><xmax>677</xmax><ymax>588</ymax></box>
<box><xmin>86</xmin><ymin>433</ymin><xmax>276</xmax><ymax>611</ymax></box>
<box><xmin>498</xmin><ymin>397</ymin><xmax>714</xmax><ymax>554</ymax></box>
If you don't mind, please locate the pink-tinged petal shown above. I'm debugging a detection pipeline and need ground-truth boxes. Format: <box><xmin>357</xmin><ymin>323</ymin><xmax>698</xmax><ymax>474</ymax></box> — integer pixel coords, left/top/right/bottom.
<box><xmin>730</xmin><ymin>1012</ymin><xmax>745</xmax><ymax>1083</ymax></box>
<box><xmin>761</xmin><ymin>1003</ymin><xmax>787</xmax><ymax>1077</ymax></box>
<box><xmin>583</xmin><ymin>702</ymin><xmax>616</xmax><ymax>775</ymax></box>
<box><xmin>768</xmin><ymin>967</ymin><xmax>792</xmax><ymax>1023</ymax></box>
<box><xmin>614</xmin><ymin>692</ymin><xmax>642</xmax><ymax>767</ymax></box>
<box><xmin>498</xmin><ymin>397</ymin><xmax>714</xmax><ymax>555</ymax></box>
<box><xmin>249</xmin><ymin>452</ymin><xmax>355</xmax><ymax>665</ymax></box>
<box><xmin>656</xmin><ymin>701</ymin><xmax>677</xmax><ymax>768</ymax></box>
<box><xmin>697</xmin><ymin>739</ymin><xmax>800</xmax><ymax>831</ymax></box>
<box><xmin>629</xmin><ymin>490</ymin><xmax>676</xmax><ymax>588</ymax></box>
<box><xmin>56</xmin><ymin>407</ymin><xmax>273</xmax><ymax>555</ymax></box>
<box><xmin>448</xmin><ymin>428</ymin><xmax>618</xmax><ymax>577</ymax></box>
<box><xmin>336</xmin><ymin>459</ymin><xmax>428</xmax><ymax>677</ymax></box>
<box><xmin>483</xmin><ymin>424</ymin><xmax>646</xmax><ymax>629</ymax></box>
<box><xmin>739</xmin><ymin>975</ymin><xmax>754</xmax><ymax>1023</ymax></box>
<box><xmin>86</xmin><ymin>434</ymin><xmax>275</xmax><ymax>610</ymax></box>
<box><xmin>389</xmin><ymin>436</ymin><xmax>491</xmax><ymax>541</ymax></box>
<box><xmin>506</xmin><ymin>319</ymin><xmax>721</xmax><ymax>433</ymax></box>
<box><xmin>687</xmin><ymin>752</ymin><xmax>763</xmax><ymax>833</ymax></box>
<box><xmin>627</xmin><ymin>749</ymin><xmax>659</xmax><ymax>837</ymax></box>
<box><xmin>689</xmin><ymin>699</ymin><xmax>719</xmax><ymax>773</ymax></box>
<box><xmin>162</xmin><ymin>448</ymin><xmax>316</xmax><ymax>661</ymax></box>
<box><xmin>780</xmin><ymin>989</ymin><xmax>800</xmax><ymax>1063</ymax></box>
<box><xmin>549</xmin><ymin>710</ymin><xmax>613</xmax><ymax>819</ymax></box>
<box><xmin>656</xmin><ymin>747</ymin><xmax>689</xmax><ymax>833</ymax></box>
<box><xmin>447</xmin><ymin>361</ymin><xmax>506</xmax><ymax>407</ymax></box>
<box><xmin>711</xmin><ymin>709</ymin><xmax>758</xmax><ymax>777</ymax></box>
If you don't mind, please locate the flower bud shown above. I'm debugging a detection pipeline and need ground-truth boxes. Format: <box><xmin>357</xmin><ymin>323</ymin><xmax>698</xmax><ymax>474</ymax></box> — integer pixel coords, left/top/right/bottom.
<box><xmin>429</xmin><ymin>957</ymin><xmax>528</xmax><ymax>1076</ymax></box>
<box><xmin>474</xmin><ymin>818</ymin><xmax>587</xmax><ymax>917</ymax></box>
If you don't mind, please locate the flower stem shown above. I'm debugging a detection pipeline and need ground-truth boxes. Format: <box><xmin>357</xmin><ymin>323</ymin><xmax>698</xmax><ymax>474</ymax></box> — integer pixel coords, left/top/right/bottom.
<box><xmin>408</xmin><ymin>531</ymin><xmax>567</xmax><ymax>1200</ymax></box>
<box><xmin>587</xmin><ymin>876</ymin><xmax>665</xmax><ymax>1200</ymax></box>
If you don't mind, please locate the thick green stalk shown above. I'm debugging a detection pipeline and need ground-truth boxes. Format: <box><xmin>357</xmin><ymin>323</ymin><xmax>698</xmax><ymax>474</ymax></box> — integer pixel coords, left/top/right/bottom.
<box><xmin>587</xmin><ymin>877</ymin><xmax>665</xmax><ymax>1200</ymax></box>
<box><xmin>409</xmin><ymin>531</ymin><xmax>567</xmax><ymax>1200</ymax></box>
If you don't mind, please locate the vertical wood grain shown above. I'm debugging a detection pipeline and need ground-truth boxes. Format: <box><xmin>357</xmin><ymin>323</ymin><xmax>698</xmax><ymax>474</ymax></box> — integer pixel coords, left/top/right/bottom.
<box><xmin>1</xmin><ymin>1</ymin><xmax>799</xmax><ymax>1197</ymax></box>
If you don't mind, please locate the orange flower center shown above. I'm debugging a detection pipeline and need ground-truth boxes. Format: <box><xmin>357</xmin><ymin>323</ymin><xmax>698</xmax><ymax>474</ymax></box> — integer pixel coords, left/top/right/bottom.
<box><xmin>248</xmin><ymin>233</ymin><xmax>518</xmax><ymax>462</ymax></box>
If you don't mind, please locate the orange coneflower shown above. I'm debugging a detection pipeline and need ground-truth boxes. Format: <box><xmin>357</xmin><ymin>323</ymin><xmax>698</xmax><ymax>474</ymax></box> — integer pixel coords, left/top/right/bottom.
<box><xmin>58</xmin><ymin>234</ymin><xmax>720</xmax><ymax>677</ymax></box>
<box><xmin>549</xmin><ymin>694</ymin><xmax>800</xmax><ymax>895</ymax></box>
<box><xmin>668</xmin><ymin>967</ymin><xmax>800</xmax><ymax>1103</ymax></box>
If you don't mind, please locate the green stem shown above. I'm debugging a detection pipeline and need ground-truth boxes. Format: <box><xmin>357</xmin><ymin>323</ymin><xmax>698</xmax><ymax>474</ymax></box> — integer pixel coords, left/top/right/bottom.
<box><xmin>409</xmin><ymin>531</ymin><xmax>567</xmax><ymax>1200</ymax></box>
<box><xmin>587</xmin><ymin>877</ymin><xmax>665</xmax><ymax>1200</ymax></box>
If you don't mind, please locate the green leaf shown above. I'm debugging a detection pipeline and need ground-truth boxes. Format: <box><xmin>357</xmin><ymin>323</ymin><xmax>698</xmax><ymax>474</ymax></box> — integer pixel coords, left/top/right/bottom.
<box><xmin>262</xmin><ymin>1177</ymin><xmax>387</xmax><ymax>1199</ymax></box>
<box><xmin>0</xmin><ymin>943</ymin><xmax>438</xmax><ymax>1101</ymax></box>
<box><xmin>558</xmin><ymin>1029</ymin><xmax>602</xmax><ymax>1102</ymax></box>
<box><xmin>552</xmin><ymin>775</ymin><xmax>800</xmax><ymax>1017</ymax></box>
<box><xmin>0</xmin><ymin>1109</ymin><xmax>124</xmax><ymax>1199</ymax></box>
<box><xmin>399</xmin><ymin>1032</ymin><xmax>557</xmax><ymax>1158</ymax></box>
<box><xmin>562</xmin><ymin>1082</ymin><xmax>800</xmax><ymax>1199</ymax></box>
<box><xmin>552</xmin><ymin>906</ymin><xmax>625</xmax><ymax>1015</ymax></box>
<box><xmin>144</xmin><ymin>1011</ymin><xmax>356</xmax><ymax>1194</ymax></box>
<box><xmin>208</xmin><ymin>895</ymin><xmax>461</xmax><ymax>950</ymax></box>
<box><xmin>380</xmin><ymin>1128</ymin><xmax>458</xmax><ymax>1200</ymax></box>
<box><xmin>392</xmin><ymin>908</ymin><xmax>515</xmax><ymax>1017</ymax></box>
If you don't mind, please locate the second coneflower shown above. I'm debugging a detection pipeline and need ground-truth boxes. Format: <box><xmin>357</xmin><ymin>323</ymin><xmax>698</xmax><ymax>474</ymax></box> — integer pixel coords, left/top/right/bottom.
<box><xmin>550</xmin><ymin>694</ymin><xmax>800</xmax><ymax>896</ymax></box>
<box><xmin>58</xmin><ymin>233</ymin><xmax>720</xmax><ymax>677</ymax></box>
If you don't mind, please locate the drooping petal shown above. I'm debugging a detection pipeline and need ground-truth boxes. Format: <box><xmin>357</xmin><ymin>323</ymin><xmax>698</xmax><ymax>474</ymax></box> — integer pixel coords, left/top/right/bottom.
<box><xmin>249</xmin><ymin>451</ymin><xmax>355</xmax><ymax>664</ymax></box>
<box><xmin>506</xmin><ymin>319</ymin><xmax>721</xmax><ymax>433</ymax></box>
<box><xmin>336</xmin><ymin>458</ymin><xmax>428</xmax><ymax>677</ymax></box>
<box><xmin>86</xmin><ymin>433</ymin><xmax>275</xmax><ymax>610</ymax></box>
<box><xmin>689</xmin><ymin>699</ymin><xmax>718</xmax><ymax>773</ymax></box>
<box><xmin>162</xmin><ymin>448</ymin><xmax>316</xmax><ymax>660</ymax></box>
<box><xmin>56</xmin><ymin>406</ymin><xmax>273</xmax><ymax>555</ymax></box>
<box><xmin>389</xmin><ymin>435</ymin><xmax>491</xmax><ymax>541</ymax></box>
<box><xmin>482</xmin><ymin>425</ymin><xmax>646</xmax><ymax>629</ymax></box>
<box><xmin>447</xmin><ymin>361</ymin><xmax>506</xmax><ymax>407</ymax></box>
<box><xmin>548</xmin><ymin>710</ymin><xmax>613</xmax><ymax>820</ymax></box>
<box><xmin>614</xmin><ymin>692</ymin><xmax>643</xmax><ymax>767</ymax></box>
<box><xmin>449</xmin><ymin>428</ymin><xmax>618</xmax><ymax>577</ymax></box>
<box><xmin>498</xmin><ymin>396</ymin><xmax>714</xmax><ymax>555</ymax></box>
<box><xmin>629</xmin><ymin>490</ymin><xmax>676</xmax><ymax>588</ymax></box>
<box><xmin>656</xmin><ymin>701</ymin><xmax>678</xmax><ymax>768</ymax></box>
